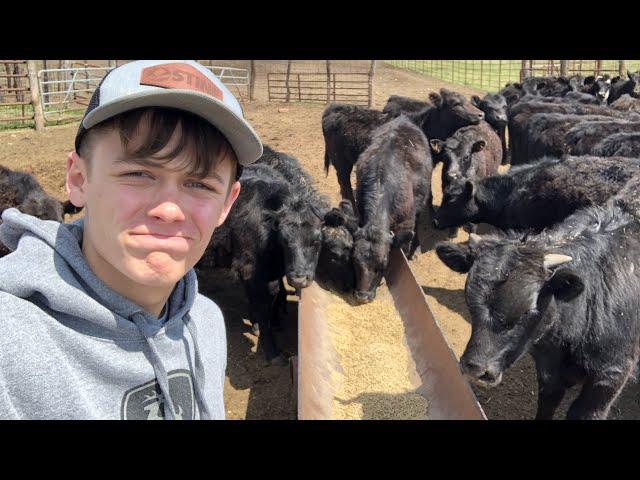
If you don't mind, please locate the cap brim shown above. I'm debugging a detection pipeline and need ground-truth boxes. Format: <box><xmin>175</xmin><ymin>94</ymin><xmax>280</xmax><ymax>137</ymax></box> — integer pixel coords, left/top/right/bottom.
<box><xmin>82</xmin><ymin>89</ymin><xmax>263</xmax><ymax>166</ymax></box>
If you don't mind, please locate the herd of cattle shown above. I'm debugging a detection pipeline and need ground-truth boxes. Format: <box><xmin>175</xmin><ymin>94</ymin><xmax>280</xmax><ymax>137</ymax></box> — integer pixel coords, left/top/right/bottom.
<box><xmin>2</xmin><ymin>69</ymin><xmax>640</xmax><ymax>419</ymax></box>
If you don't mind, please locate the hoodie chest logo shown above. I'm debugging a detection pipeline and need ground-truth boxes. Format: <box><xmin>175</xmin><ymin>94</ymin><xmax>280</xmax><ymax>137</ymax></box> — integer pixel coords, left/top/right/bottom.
<box><xmin>121</xmin><ymin>369</ymin><xmax>195</xmax><ymax>420</ymax></box>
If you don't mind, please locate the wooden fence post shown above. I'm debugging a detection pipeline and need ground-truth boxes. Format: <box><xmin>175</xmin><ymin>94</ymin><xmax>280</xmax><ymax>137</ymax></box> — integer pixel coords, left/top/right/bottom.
<box><xmin>560</xmin><ymin>60</ymin><xmax>568</xmax><ymax>77</ymax></box>
<box><xmin>27</xmin><ymin>60</ymin><xmax>45</xmax><ymax>131</ymax></box>
<box><xmin>326</xmin><ymin>60</ymin><xmax>331</xmax><ymax>103</ymax></box>
<box><xmin>285</xmin><ymin>60</ymin><xmax>292</xmax><ymax>103</ymax></box>
<box><xmin>368</xmin><ymin>60</ymin><xmax>376</xmax><ymax>108</ymax></box>
<box><xmin>249</xmin><ymin>60</ymin><xmax>256</xmax><ymax>101</ymax></box>
<box><xmin>619</xmin><ymin>60</ymin><xmax>626</xmax><ymax>78</ymax></box>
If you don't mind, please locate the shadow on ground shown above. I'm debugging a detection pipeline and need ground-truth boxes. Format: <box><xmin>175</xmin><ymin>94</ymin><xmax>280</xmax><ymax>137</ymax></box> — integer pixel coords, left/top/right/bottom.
<box><xmin>198</xmin><ymin>270</ymin><xmax>297</xmax><ymax>420</ymax></box>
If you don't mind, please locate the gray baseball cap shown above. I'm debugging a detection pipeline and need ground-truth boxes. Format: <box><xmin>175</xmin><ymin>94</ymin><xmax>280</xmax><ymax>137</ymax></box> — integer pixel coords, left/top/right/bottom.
<box><xmin>74</xmin><ymin>60</ymin><xmax>263</xmax><ymax>167</ymax></box>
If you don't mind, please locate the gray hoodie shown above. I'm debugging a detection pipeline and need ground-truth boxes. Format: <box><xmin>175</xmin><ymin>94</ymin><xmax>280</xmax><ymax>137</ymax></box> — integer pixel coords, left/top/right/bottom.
<box><xmin>0</xmin><ymin>208</ymin><xmax>227</xmax><ymax>420</ymax></box>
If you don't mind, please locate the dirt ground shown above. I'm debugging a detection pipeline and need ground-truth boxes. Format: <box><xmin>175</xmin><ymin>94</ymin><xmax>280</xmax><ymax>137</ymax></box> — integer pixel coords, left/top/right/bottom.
<box><xmin>1</xmin><ymin>62</ymin><xmax>639</xmax><ymax>420</ymax></box>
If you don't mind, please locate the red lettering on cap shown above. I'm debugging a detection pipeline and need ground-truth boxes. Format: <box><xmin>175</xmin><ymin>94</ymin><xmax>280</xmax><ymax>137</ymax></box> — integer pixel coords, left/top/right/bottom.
<box><xmin>140</xmin><ymin>63</ymin><xmax>223</xmax><ymax>101</ymax></box>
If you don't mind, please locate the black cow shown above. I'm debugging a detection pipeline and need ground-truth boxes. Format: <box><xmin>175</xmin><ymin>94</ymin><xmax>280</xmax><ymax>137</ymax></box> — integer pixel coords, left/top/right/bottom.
<box><xmin>610</xmin><ymin>94</ymin><xmax>640</xmax><ymax>113</ymax></box>
<box><xmin>383</xmin><ymin>95</ymin><xmax>432</xmax><ymax>117</ymax></box>
<box><xmin>0</xmin><ymin>165</ymin><xmax>81</xmax><ymax>256</ymax></box>
<box><xmin>507</xmin><ymin>101</ymin><xmax>637</xmax><ymax>165</ymax></box>
<box><xmin>523</xmin><ymin>113</ymin><xmax>626</xmax><ymax>162</ymax></box>
<box><xmin>432</xmin><ymin>155</ymin><xmax>640</xmax><ymax>233</ymax></box>
<box><xmin>429</xmin><ymin>120</ymin><xmax>502</xmax><ymax>238</ymax></box>
<box><xmin>315</xmin><ymin>200</ymin><xmax>359</xmax><ymax>303</ymax></box>
<box><xmin>323</xmin><ymin>89</ymin><xmax>483</xmax><ymax>208</ymax></box>
<box><xmin>565</xmin><ymin>120</ymin><xmax>640</xmax><ymax>156</ymax></box>
<box><xmin>197</xmin><ymin>165</ymin><xmax>294</xmax><ymax>364</ymax></box>
<box><xmin>499</xmin><ymin>82</ymin><xmax>526</xmax><ymax>107</ymax></box>
<box><xmin>522</xmin><ymin>76</ymin><xmax>573</xmax><ymax>97</ymax></box>
<box><xmin>0</xmin><ymin>165</ymin><xmax>80</xmax><ymax>222</ymax></box>
<box><xmin>352</xmin><ymin>116</ymin><xmax>433</xmax><ymax>304</ymax></box>
<box><xmin>471</xmin><ymin>93</ymin><xmax>508</xmax><ymax>164</ymax></box>
<box><xmin>608</xmin><ymin>71</ymin><xmax>640</xmax><ymax>104</ymax></box>
<box><xmin>436</xmin><ymin>202</ymin><xmax>640</xmax><ymax>419</ymax></box>
<box><xmin>579</xmin><ymin>75</ymin><xmax>612</xmax><ymax>103</ymax></box>
<box><xmin>592</xmin><ymin>132</ymin><xmax>640</xmax><ymax>158</ymax></box>
<box><xmin>256</xmin><ymin>145</ymin><xmax>330</xmax><ymax>289</ymax></box>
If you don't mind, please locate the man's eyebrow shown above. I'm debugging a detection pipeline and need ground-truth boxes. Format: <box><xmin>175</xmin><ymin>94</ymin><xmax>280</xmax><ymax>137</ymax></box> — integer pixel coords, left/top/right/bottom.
<box><xmin>113</xmin><ymin>156</ymin><xmax>225</xmax><ymax>184</ymax></box>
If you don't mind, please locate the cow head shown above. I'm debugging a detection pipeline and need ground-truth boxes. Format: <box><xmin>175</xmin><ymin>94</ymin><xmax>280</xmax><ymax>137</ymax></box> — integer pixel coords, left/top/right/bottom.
<box><xmin>582</xmin><ymin>75</ymin><xmax>612</xmax><ymax>103</ymax></box>
<box><xmin>316</xmin><ymin>200</ymin><xmax>357</xmax><ymax>298</ymax></box>
<box><xmin>433</xmin><ymin>180</ymin><xmax>479</xmax><ymax>230</ymax></box>
<box><xmin>628</xmin><ymin>71</ymin><xmax>640</xmax><ymax>98</ymax></box>
<box><xmin>436</xmin><ymin>235</ymin><xmax>584</xmax><ymax>387</ymax></box>
<box><xmin>278</xmin><ymin>197</ymin><xmax>324</xmax><ymax>290</ymax></box>
<box><xmin>20</xmin><ymin>192</ymin><xmax>65</xmax><ymax>222</ymax></box>
<box><xmin>471</xmin><ymin>93</ymin><xmax>508</xmax><ymax>129</ymax></box>
<box><xmin>431</xmin><ymin>89</ymin><xmax>484</xmax><ymax>130</ymax></box>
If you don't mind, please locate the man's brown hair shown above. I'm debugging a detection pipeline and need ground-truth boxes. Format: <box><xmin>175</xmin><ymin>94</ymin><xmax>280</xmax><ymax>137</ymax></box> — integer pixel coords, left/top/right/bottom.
<box><xmin>77</xmin><ymin>107</ymin><xmax>239</xmax><ymax>187</ymax></box>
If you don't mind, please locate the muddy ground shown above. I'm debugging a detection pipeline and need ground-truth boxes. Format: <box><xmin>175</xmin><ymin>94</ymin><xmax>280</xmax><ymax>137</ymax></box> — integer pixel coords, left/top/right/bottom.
<box><xmin>1</xmin><ymin>62</ymin><xmax>638</xmax><ymax>419</ymax></box>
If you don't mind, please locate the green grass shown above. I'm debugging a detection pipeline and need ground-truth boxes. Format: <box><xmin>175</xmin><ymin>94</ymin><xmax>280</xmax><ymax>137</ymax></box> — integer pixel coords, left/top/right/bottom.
<box><xmin>0</xmin><ymin>104</ymin><xmax>83</xmax><ymax>130</ymax></box>
<box><xmin>385</xmin><ymin>60</ymin><xmax>640</xmax><ymax>93</ymax></box>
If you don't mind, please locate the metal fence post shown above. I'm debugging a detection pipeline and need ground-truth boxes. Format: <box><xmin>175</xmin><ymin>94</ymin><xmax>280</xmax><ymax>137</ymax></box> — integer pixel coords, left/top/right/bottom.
<box><xmin>368</xmin><ymin>60</ymin><xmax>376</xmax><ymax>108</ymax></box>
<box><xmin>27</xmin><ymin>60</ymin><xmax>45</xmax><ymax>131</ymax></box>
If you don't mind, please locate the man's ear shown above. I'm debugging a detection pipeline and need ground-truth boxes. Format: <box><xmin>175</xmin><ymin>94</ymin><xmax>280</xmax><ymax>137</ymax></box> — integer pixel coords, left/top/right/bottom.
<box><xmin>546</xmin><ymin>268</ymin><xmax>584</xmax><ymax>302</ymax></box>
<box><xmin>435</xmin><ymin>242</ymin><xmax>475</xmax><ymax>273</ymax></box>
<box><xmin>216</xmin><ymin>180</ymin><xmax>241</xmax><ymax>227</ymax></box>
<box><xmin>66</xmin><ymin>151</ymin><xmax>88</xmax><ymax>209</ymax></box>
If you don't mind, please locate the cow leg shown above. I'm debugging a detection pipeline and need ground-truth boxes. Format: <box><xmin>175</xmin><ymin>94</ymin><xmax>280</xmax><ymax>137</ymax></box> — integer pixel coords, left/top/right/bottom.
<box><xmin>448</xmin><ymin>227</ymin><xmax>458</xmax><ymax>239</ymax></box>
<box><xmin>533</xmin><ymin>349</ymin><xmax>568</xmax><ymax>420</ymax></box>
<box><xmin>270</xmin><ymin>277</ymin><xmax>288</xmax><ymax>330</ymax></box>
<box><xmin>337</xmin><ymin>166</ymin><xmax>356</xmax><ymax>211</ymax></box>
<box><xmin>535</xmin><ymin>375</ymin><xmax>567</xmax><ymax>420</ymax></box>
<box><xmin>500</xmin><ymin>127</ymin><xmax>509</xmax><ymax>165</ymax></box>
<box><xmin>245</xmin><ymin>282</ymin><xmax>286</xmax><ymax>366</ymax></box>
<box><xmin>407</xmin><ymin>213</ymin><xmax>421</xmax><ymax>260</ymax></box>
<box><xmin>566</xmin><ymin>367</ymin><xmax>633</xmax><ymax>420</ymax></box>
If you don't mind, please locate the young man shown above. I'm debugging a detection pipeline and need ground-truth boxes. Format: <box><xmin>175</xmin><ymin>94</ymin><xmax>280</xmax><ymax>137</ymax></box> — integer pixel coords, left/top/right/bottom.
<box><xmin>0</xmin><ymin>60</ymin><xmax>262</xmax><ymax>419</ymax></box>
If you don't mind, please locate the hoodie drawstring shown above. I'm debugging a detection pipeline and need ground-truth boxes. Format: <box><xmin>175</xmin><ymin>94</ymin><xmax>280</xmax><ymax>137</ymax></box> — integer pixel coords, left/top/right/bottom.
<box><xmin>130</xmin><ymin>312</ymin><xmax>178</xmax><ymax>420</ymax></box>
<box><xmin>184</xmin><ymin>314</ymin><xmax>212</xmax><ymax>420</ymax></box>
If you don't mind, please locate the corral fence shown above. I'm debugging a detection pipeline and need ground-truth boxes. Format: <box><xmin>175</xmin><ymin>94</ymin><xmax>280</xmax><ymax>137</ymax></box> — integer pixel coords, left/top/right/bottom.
<box><xmin>385</xmin><ymin>60</ymin><xmax>640</xmax><ymax>94</ymax></box>
<box><xmin>265</xmin><ymin>60</ymin><xmax>376</xmax><ymax>107</ymax></box>
<box><xmin>0</xmin><ymin>60</ymin><xmax>34</xmax><ymax>128</ymax></box>
<box><xmin>0</xmin><ymin>60</ymin><xmax>254</xmax><ymax>130</ymax></box>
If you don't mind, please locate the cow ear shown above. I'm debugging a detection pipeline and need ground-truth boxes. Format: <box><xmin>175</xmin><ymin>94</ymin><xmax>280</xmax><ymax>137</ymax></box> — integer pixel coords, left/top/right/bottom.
<box><xmin>436</xmin><ymin>242</ymin><xmax>475</xmax><ymax>273</ymax></box>
<box><xmin>464</xmin><ymin>180</ymin><xmax>475</xmax><ymax>199</ymax></box>
<box><xmin>428</xmin><ymin>92</ymin><xmax>442</xmax><ymax>107</ymax></box>
<box><xmin>324</xmin><ymin>208</ymin><xmax>346</xmax><ymax>227</ymax></box>
<box><xmin>547</xmin><ymin>268</ymin><xmax>584</xmax><ymax>302</ymax></box>
<box><xmin>584</xmin><ymin>75</ymin><xmax>595</xmax><ymax>85</ymax></box>
<box><xmin>471</xmin><ymin>95</ymin><xmax>481</xmax><ymax>107</ymax></box>
<box><xmin>391</xmin><ymin>230</ymin><xmax>414</xmax><ymax>249</ymax></box>
<box><xmin>472</xmin><ymin>140</ymin><xmax>486</xmax><ymax>152</ymax></box>
<box><xmin>430</xmin><ymin>139</ymin><xmax>445</xmax><ymax>154</ymax></box>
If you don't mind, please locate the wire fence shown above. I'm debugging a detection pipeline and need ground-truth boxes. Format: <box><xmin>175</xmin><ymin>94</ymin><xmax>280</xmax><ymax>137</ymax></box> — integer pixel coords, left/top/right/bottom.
<box><xmin>385</xmin><ymin>60</ymin><xmax>640</xmax><ymax>93</ymax></box>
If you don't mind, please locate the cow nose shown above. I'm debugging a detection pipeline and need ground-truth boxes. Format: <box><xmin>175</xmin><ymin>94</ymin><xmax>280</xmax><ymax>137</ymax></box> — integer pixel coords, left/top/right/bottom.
<box><xmin>288</xmin><ymin>275</ymin><xmax>311</xmax><ymax>289</ymax></box>
<box><xmin>354</xmin><ymin>290</ymin><xmax>375</xmax><ymax>304</ymax></box>
<box><xmin>477</xmin><ymin>112</ymin><xmax>485</xmax><ymax>121</ymax></box>
<box><xmin>460</xmin><ymin>357</ymin><xmax>483</xmax><ymax>376</ymax></box>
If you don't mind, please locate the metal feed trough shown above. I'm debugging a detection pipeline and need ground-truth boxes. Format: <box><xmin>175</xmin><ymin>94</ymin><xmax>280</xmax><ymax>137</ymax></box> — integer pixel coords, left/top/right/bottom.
<box><xmin>296</xmin><ymin>249</ymin><xmax>487</xmax><ymax>420</ymax></box>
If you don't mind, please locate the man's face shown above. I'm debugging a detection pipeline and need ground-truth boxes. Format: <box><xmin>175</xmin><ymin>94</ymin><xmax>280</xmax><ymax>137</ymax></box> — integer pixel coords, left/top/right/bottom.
<box><xmin>67</xmin><ymin>126</ymin><xmax>240</xmax><ymax>291</ymax></box>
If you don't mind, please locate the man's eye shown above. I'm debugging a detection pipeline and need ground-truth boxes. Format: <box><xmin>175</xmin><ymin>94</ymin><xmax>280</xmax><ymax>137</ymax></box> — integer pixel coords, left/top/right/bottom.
<box><xmin>186</xmin><ymin>181</ymin><xmax>215</xmax><ymax>192</ymax></box>
<box><xmin>123</xmin><ymin>171</ymin><xmax>152</xmax><ymax>179</ymax></box>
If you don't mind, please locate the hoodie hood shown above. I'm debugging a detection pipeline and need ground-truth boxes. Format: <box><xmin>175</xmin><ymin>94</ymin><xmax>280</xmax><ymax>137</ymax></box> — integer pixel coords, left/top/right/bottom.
<box><xmin>0</xmin><ymin>208</ymin><xmax>212</xmax><ymax>419</ymax></box>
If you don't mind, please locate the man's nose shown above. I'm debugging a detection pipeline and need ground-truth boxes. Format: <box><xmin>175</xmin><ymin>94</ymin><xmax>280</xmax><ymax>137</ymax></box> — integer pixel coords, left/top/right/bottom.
<box><xmin>148</xmin><ymin>187</ymin><xmax>186</xmax><ymax>222</ymax></box>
